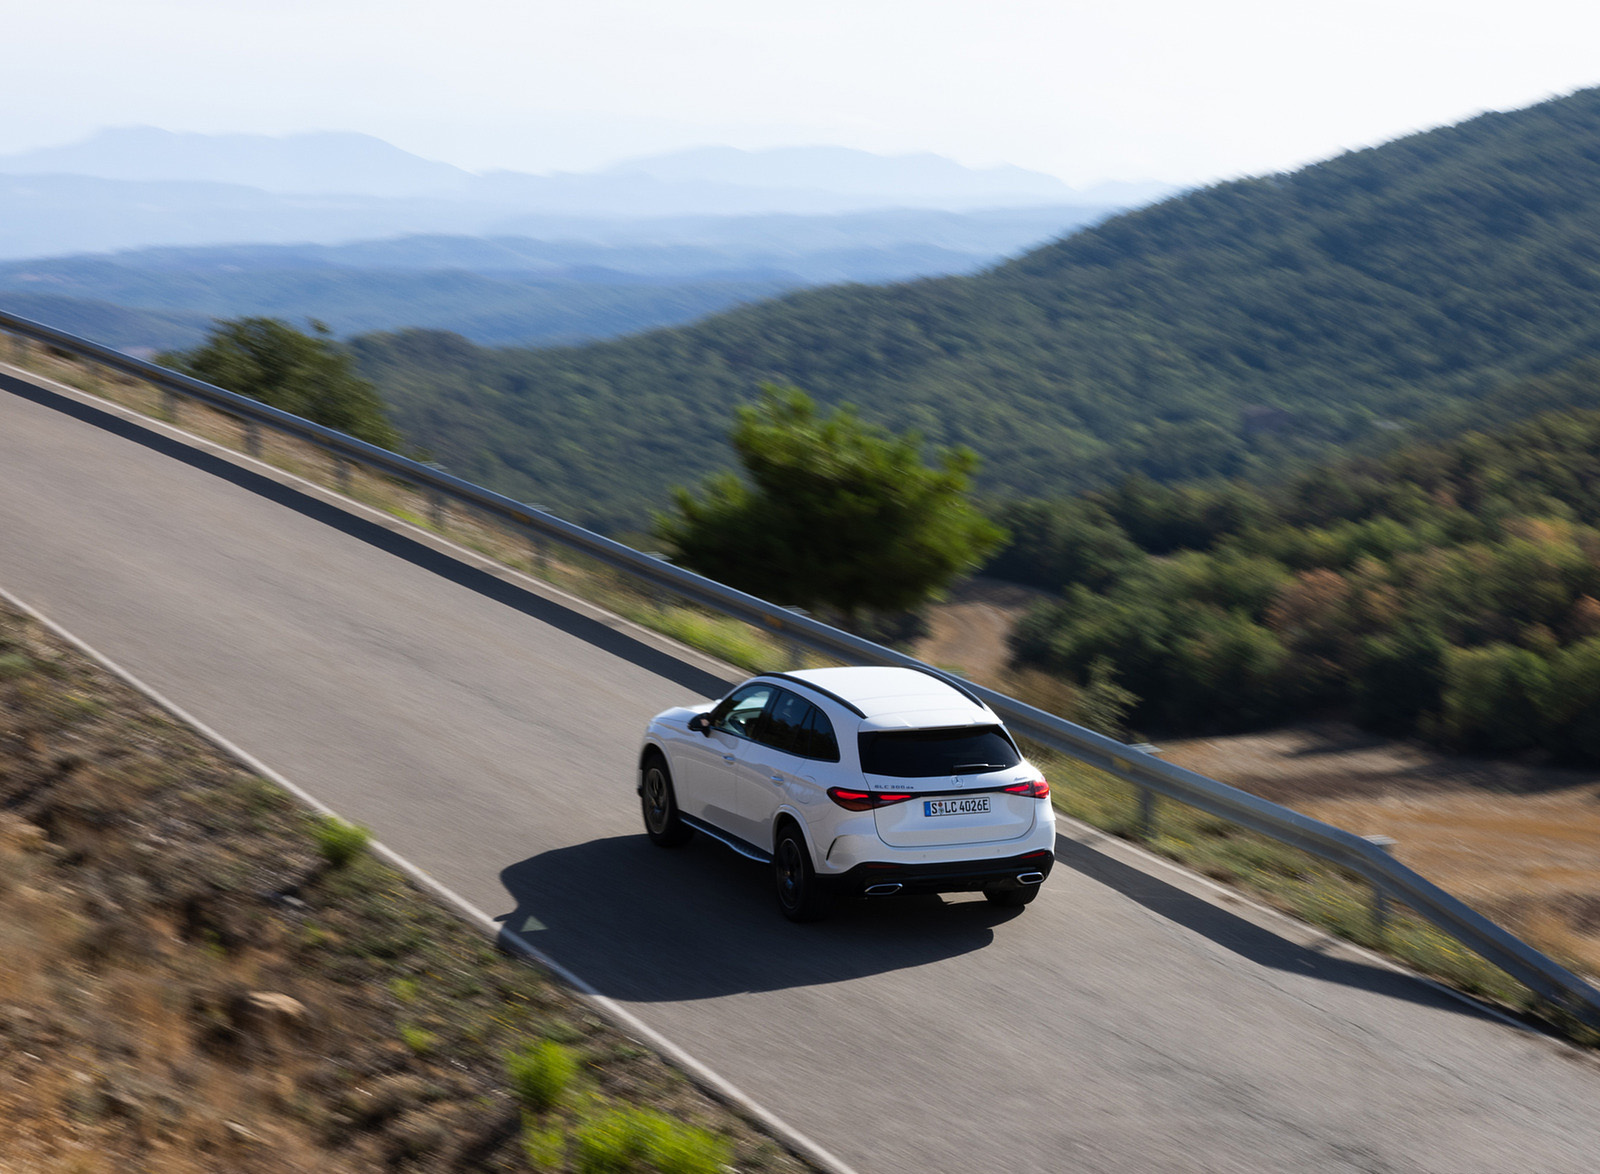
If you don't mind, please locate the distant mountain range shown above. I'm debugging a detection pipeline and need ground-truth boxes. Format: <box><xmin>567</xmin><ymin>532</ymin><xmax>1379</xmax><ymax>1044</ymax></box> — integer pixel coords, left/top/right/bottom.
<box><xmin>0</xmin><ymin>204</ymin><xmax>1117</xmax><ymax>349</ymax></box>
<box><xmin>0</xmin><ymin>127</ymin><xmax>1168</xmax><ymax>205</ymax></box>
<box><xmin>0</xmin><ymin>128</ymin><xmax>473</xmax><ymax>198</ymax></box>
<box><xmin>0</xmin><ymin>128</ymin><xmax>1169</xmax><ymax>347</ymax></box>
<box><xmin>592</xmin><ymin>145</ymin><xmax>1155</xmax><ymax>205</ymax></box>
<box><xmin>0</xmin><ymin>128</ymin><xmax>1173</xmax><ymax>261</ymax></box>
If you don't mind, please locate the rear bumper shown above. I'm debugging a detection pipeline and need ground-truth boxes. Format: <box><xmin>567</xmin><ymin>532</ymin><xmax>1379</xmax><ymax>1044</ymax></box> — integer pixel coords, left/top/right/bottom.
<box><xmin>832</xmin><ymin>849</ymin><xmax>1055</xmax><ymax>898</ymax></box>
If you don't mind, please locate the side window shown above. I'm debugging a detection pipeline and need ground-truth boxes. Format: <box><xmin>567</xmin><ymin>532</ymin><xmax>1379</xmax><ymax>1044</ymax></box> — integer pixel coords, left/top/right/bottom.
<box><xmin>760</xmin><ymin>689</ymin><xmax>809</xmax><ymax>754</ymax></box>
<box><xmin>796</xmin><ymin>703</ymin><xmax>841</xmax><ymax>762</ymax></box>
<box><xmin>710</xmin><ymin>684</ymin><xmax>773</xmax><ymax>740</ymax></box>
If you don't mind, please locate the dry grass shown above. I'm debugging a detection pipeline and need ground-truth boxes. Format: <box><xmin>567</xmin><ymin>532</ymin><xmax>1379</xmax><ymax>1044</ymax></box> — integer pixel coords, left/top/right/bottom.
<box><xmin>1165</xmin><ymin>725</ymin><xmax>1600</xmax><ymax>980</ymax></box>
<box><xmin>913</xmin><ymin>577</ymin><xmax>1046</xmax><ymax>687</ymax></box>
<box><xmin>1028</xmin><ymin>747</ymin><xmax>1563</xmax><ymax>1022</ymax></box>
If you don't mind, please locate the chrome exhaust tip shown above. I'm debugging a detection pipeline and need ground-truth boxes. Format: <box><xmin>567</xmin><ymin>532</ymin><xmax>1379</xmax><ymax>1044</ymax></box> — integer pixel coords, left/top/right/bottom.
<box><xmin>1016</xmin><ymin>871</ymin><xmax>1045</xmax><ymax>885</ymax></box>
<box><xmin>864</xmin><ymin>883</ymin><xmax>903</xmax><ymax>897</ymax></box>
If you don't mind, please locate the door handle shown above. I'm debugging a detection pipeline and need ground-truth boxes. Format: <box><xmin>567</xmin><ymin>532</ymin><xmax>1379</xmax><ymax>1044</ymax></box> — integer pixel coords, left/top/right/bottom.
<box><xmin>769</xmin><ymin>774</ymin><xmax>785</xmax><ymax>782</ymax></box>
<box><xmin>722</xmin><ymin>754</ymin><xmax>735</xmax><ymax>762</ymax></box>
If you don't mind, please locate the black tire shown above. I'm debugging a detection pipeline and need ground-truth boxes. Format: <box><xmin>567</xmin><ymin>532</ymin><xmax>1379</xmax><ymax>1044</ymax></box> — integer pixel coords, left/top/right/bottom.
<box><xmin>984</xmin><ymin>884</ymin><xmax>1041</xmax><ymax>908</ymax></box>
<box><xmin>773</xmin><ymin>823</ymin><xmax>831</xmax><ymax>922</ymax></box>
<box><xmin>641</xmin><ymin>758</ymin><xmax>692</xmax><ymax>847</ymax></box>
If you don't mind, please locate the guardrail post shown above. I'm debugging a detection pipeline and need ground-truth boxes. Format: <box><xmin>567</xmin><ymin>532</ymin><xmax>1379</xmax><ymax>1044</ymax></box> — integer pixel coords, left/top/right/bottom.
<box><xmin>1128</xmin><ymin>744</ymin><xmax>1161</xmax><ymax>840</ymax></box>
<box><xmin>522</xmin><ymin>506</ymin><xmax>550</xmax><ymax>576</ymax></box>
<box><xmin>1364</xmin><ymin>834</ymin><xmax>1397</xmax><ymax>938</ymax></box>
<box><xmin>161</xmin><ymin>388</ymin><xmax>181</xmax><ymax>424</ymax></box>
<box><xmin>419</xmin><ymin>463</ymin><xmax>449</xmax><ymax>529</ymax></box>
<box><xmin>9</xmin><ymin>331</ymin><xmax>23</xmax><ymax>364</ymax></box>
<box><xmin>642</xmin><ymin>553</ymin><xmax>673</xmax><ymax>612</ymax></box>
<box><xmin>333</xmin><ymin>455</ymin><xmax>353</xmax><ymax>495</ymax></box>
<box><xmin>243</xmin><ymin>418</ymin><xmax>262</xmax><ymax>458</ymax></box>
<box><xmin>782</xmin><ymin>607</ymin><xmax>809</xmax><ymax>669</ymax></box>
<box><xmin>1137</xmin><ymin>787</ymin><xmax>1157</xmax><ymax>840</ymax></box>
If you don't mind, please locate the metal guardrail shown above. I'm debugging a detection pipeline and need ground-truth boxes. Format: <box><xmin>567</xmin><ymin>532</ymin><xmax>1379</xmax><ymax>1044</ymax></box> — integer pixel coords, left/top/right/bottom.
<box><xmin>4</xmin><ymin>306</ymin><xmax>1598</xmax><ymax>1031</ymax></box>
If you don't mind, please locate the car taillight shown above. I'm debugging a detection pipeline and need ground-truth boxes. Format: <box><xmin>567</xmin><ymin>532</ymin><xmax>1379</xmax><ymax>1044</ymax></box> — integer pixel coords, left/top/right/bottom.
<box><xmin>1002</xmin><ymin>778</ymin><xmax>1050</xmax><ymax>799</ymax></box>
<box><xmin>827</xmin><ymin>787</ymin><xmax>917</xmax><ymax>811</ymax></box>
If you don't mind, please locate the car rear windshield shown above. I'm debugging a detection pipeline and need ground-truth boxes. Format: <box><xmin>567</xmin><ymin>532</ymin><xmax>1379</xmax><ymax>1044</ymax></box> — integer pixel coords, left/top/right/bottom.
<box><xmin>857</xmin><ymin>726</ymin><xmax>1021</xmax><ymax>778</ymax></box>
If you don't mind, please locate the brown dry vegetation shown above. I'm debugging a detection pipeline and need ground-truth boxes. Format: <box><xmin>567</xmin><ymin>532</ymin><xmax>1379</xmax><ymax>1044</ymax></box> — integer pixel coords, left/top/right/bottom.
<box><xmin>1163</xmin><ymin>725</ymin><xmax>1600</xmax><ymax>978</ymax></box>
<box><xmin>0</xmin><ymin>603</ymin><xmax>815</xmax><ymax>1173</ymax></box>
<box><xmin>914</xmin><ymin>578</ymin><xmax>1045</xmax><ymax>686</ymax></box>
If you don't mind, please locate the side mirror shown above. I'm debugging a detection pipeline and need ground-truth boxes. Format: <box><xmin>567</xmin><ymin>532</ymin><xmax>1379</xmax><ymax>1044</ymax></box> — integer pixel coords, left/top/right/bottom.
<box><xmin>689</xmin><ymin>714</ymin><xmax>713</xmax><ymax>735</ymax></box>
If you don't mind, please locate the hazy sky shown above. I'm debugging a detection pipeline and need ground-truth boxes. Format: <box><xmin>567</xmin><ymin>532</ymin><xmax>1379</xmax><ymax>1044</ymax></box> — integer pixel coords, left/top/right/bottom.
<box><xmin>9</xmin><ymin>0</ymin><xmax>1599</xmax><ymax>186</ymax></box>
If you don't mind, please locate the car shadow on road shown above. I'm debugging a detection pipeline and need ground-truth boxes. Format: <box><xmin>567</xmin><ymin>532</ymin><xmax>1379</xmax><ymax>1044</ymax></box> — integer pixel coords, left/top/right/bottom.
<box><xmin>4</xmin><ymin>375</ymin><xmax>735</xmax><ymax>700</ymax></box>
<box><xmin>1053</xmin><ymin>832</ymin><xmax>1517</xmax><ymax>1024</ymax></box>
<box><xmin>495</xmin><ymin>833</ymin><xmax>1017</xmax><ymax>1001</ymax></box>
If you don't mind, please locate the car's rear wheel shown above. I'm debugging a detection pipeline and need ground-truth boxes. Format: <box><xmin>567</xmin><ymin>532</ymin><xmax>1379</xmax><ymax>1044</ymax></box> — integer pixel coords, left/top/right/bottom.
<box><xmin>774</xmin><ymin>823</ymin><xmax>830</xmax><ymax>922</ymax></box>
<box><xmin>641</xmin><ymin>758</ymin><xmax>692</xmax><ymax>846</ymax></box>
<box><xmin>983</xmin><ymin>884</ymin><xmax>1040</xmax><ymax>908</ymax></box>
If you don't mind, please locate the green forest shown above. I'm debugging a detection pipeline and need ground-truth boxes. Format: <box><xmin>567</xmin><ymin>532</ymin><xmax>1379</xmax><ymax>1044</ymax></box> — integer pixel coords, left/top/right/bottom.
<box><xmin>353</xmin><ymin>86</ymin><xmax>1600</xmax><ymax>533</ymax></box>
<box><xmin>1003</xmin><ymin>362</ymin><xmax>1600</xmax><ymax>761</ymax></box>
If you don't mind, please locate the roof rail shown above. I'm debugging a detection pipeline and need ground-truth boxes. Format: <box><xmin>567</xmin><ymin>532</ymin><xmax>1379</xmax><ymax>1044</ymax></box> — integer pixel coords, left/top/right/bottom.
<box><xmin>902</xmin><ymin>664</ymin><xmax>987</xmax><ymax>708</ymax></box>
<box><xmin>756</xmin><ymin>672</ymin><xmax>867</xmax><ymax>718</ymax></box>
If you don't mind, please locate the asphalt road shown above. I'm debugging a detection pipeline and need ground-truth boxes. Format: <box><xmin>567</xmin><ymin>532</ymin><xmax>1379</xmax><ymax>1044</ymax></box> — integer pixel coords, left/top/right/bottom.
<box><xmin>5</xmin><ymin>370</ymin><xmax>1600</xmax><ymax>1174</ymax></box>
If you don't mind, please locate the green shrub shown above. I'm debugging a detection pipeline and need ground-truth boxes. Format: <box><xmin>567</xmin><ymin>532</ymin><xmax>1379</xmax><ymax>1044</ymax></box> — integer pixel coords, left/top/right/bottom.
<box><xmin>573</xmin><ymin>1106</ymin><xmax>730</xmax><ymax>1174</ymax></box>
<box><xmin>398</xmin><ymin>1024</ymin><xmax>437</xmax><ymax>1055</ymax></box>
<box><xmin>1437</xmin><ymin>642</ymin><xmax>1552</xmax><ymax>752</ymax></box>
<box><xmin>521</xmin><ymin>1120</ymin><xmax>566</xmax><ymax>1168</ymax></box>
<box><xmin>311</xmin><ymin>814</ymin><xmax>371</xmax><ymax>868</ymax></box>
<box><xmin>649</xmin><ymin>1118</ymin><xmax>733</xmax><ymax>1174</ymax></box>
<box><xmin>507</xmin><ymin>1039</ymin><xmax>579</xmax><ymax>1113</ymax></box>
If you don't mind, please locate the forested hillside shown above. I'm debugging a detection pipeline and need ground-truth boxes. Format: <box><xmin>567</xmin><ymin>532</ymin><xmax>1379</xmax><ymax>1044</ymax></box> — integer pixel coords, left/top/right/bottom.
<box><xmin>354</xmin><ymin>87</ymin><xmax>1600</xmax><ymax>532</ymax></box>
<box><xmin>1003</xmin><ymin>364</ymin><xmax>1600</xmax><ymax>761</ymax></box>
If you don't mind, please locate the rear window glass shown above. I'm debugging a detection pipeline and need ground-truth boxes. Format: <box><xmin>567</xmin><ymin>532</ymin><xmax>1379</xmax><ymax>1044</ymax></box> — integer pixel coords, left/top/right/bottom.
<box><xmin>858</xmin><ymin>726</ymin><xmax>1020</xmax><ymax>778</ymax></box>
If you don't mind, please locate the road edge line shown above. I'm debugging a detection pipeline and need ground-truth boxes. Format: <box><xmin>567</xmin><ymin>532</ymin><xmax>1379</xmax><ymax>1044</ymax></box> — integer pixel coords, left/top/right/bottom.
<box><xmin>0</xmin><ymin>583</ymin><xmax>865</xmax><ymax>1174</ymax></box>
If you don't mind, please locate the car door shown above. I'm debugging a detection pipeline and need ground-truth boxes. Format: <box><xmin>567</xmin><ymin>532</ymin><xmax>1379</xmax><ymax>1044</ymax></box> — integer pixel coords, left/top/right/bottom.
<box><xmin>736</xmin><ymin>689</ymin><xmax>835</xmax><ymax>844</ymax></box>
<box><xmin>681</xmin><ymin>683</ymin><xmax>773</xmax><ymax>834</ymax></box>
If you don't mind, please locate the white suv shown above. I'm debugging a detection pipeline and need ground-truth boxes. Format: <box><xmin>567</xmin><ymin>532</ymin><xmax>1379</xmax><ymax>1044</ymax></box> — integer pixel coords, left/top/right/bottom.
<box><xmin>637</xmin><ymin>666</ymin><xmax>1056</xmax><ymax>920</ymax></box>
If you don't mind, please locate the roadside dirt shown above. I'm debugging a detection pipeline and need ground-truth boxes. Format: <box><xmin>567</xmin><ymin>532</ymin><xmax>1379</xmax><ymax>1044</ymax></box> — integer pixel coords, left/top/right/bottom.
<box><xmin>0</xmin><ymin>602</ymin><xmax>814</xmax><ymax>1173</ymax></box>
<box><xmin>915</xmin><ymin>577</ymin><xmax>1047</xmax><ymax>685</ymax></box>
<box><xmin>1161</xmin><ymin>725</ymin><xmax>1600</xmax><ymax>976</ymax></box>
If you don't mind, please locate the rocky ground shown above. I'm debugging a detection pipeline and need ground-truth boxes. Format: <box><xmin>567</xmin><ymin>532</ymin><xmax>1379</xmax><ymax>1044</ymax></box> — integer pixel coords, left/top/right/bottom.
<box><xmin>0</xmin><ymin>601</ymin><xmax>815</xmax><ymax>1173</ymax></box>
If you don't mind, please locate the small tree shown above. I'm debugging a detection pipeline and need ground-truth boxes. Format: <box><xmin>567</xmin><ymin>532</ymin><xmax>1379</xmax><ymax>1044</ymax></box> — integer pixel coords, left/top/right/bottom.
<box><xmin>163</xmin><ymin>317</ymin><xmax>399</xmax><ymax>448</ymax></box>
<box><xmin>657</xmin><ymin>385</ymin><xmax>1004</xmax><ymax>625</ymax></box>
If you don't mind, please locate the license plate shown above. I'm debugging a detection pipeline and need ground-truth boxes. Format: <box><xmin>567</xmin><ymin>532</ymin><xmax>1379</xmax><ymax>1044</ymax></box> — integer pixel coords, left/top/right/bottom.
<box><xmin>924</xmin><ymin>796</ymin><xmax>991</xmax><ymax>817</ymax></box>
